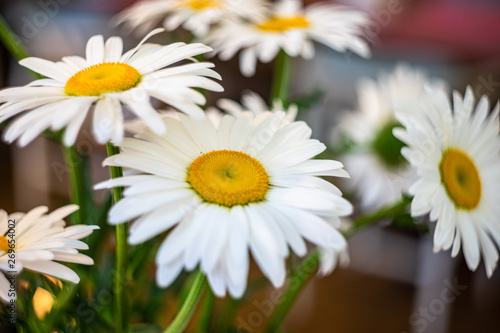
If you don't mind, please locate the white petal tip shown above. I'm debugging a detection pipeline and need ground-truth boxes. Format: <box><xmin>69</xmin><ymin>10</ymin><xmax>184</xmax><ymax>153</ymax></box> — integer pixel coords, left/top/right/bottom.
<box><xmin>127</xmin><ymin>235</ymin><xmax>143</xmax><ymax>246</ymax></box>
<box><xmin>93</xmin><ymin>182</ymin><xmax>108</xmax><ymax>190</ymax></box>
<box><xmin>108</xmin><ymin>215</ymin><xmax>126</xmax><ymax>225</ymax></box>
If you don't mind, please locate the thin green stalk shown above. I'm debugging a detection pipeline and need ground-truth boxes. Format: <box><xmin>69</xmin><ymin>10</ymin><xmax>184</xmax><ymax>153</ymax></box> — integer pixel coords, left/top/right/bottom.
<box><xmin>0</xmin><ymin>14</ymin><xmax>42</xmax><ymax>79</ymax></box>
<box><xmin>197</xmin><ymin>289</ymin><xmax>215</xmax><ymax>333</ymax></box>
<box><xmin>215</xmin><ymin>294</ymin><xmax>238</xmax><ymax>333</ymax></box>
<box><xmin>164</xmin><ymin>270</ymin><xmax>207</xmax><ymax>333</ymax></box>
<box><xmin>264</xmin><ymin>250</ymin><xmax>320</xmax><ymax>333</ymax></box>
<box><xmin>106</xmin><ymin>142</ymin><xmax>128</xmax><ymax>333</ymax></box>
<box><xmin>264</xmin><ymin>197</ymin><xmax>411</xmax><ymax>333</ymax></box>
<box><xmin>270</xmin><ymin>50</ymin><xmax>291</xmax><ymax>103</ymax></box>
<box><xmin>344</xmin><ymin>196</ymin><xmax>412</xmax><ymax>238</ymax></box>
<box><xmin>0</xmin><ymin>15</ymin><xmax>29</xmax><ymax>61</ymax></box>
<box><xmin>62</xmin><ymin>145</ymin><xmax>85</xmax><ymax>225</ymax></box>
<box><xmin>105</xmin><ymin>143</ymin><xmax>124</xmax><ymax>200</ymax></box>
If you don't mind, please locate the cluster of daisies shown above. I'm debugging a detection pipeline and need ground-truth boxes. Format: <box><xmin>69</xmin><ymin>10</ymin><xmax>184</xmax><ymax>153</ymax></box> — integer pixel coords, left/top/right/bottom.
<box><xmin>117</xmin><ymin>0</ymin><xmax>371</xmax><ymax>76</ymax></box>
<box><xmin>0</xmin><ymin>0</ymin><xmax>371</xmax><ymax>301</ymax></box>
<box><xmin>336</xmin><ymin>65</ymin><xmax>500</xmax><ymax>277</ymax></box>
<box><xmin>0</xmin><ymin>0</ymin><xmax>498</xmax><ymax>315</ymax></box>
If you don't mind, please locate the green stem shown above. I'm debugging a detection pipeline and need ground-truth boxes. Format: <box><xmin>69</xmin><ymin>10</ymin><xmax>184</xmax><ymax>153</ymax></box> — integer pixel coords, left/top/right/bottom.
<box><xmin>270</xmin><ymin>50</ymin><xmax>291</xmax><ymax>104</ymax></box>
<box><xmin>164</xmin><ymin>270</ymin><xmax>207</xmax><ymax>333</ymax></box>
<box><xmin>62</xmin><ymin>145</ymin><xmax>86</xmax><ymax>225</ymax></box>
<box><xmin>264</xmin><ymin>197</ymin><xmax>411</xmax><ymax>333</ymax></box>
<box><xmin>106</xmin><ymin>142</ymin><xmax>128</xmax><ymax>333</ymax></box>
<box><xmin>264</xmin><ymin>250</ymin><xmax>320</xmax><ymax>333</ymax></box>
<box><xmin>197</xmin><ymin>289</ymin><xmax>215</xmax><ymax>333</ymax></box>
<box><xmin>215</xmin><ymin>295</ymin><xmax>238</xmax><ymax>333</ymax></box>
<box><xmin>344</xmin><ymin>196</ymin><xmax>412</xmax><ymax>238</ymax></box>
<box><xmin>0</xmin><ymin>14</ymin><xmax>29</xmax><ymax>61</ymax></box>
<box><xmin>0</xmin><ymin>14</ymin><xmax>42</xmax><ymax>79</ymax></box>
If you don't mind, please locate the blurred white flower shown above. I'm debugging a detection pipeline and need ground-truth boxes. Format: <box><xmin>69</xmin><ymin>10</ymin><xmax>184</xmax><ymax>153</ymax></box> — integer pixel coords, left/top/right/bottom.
<box><xmin>115</xmin><ymin>0</ymin><xmax>269</xmax><ymax>37</ymax></box>
<box><xmin>338</xmin><ymin>65</ymin><xmax>444</xmax><ymax>210</ymax></box>
<box><xmin>205</xmin><ymin>0</ymin><xmax>370</xmax><ymax>76</ymax></box>
<box><xmin>394</xmin><ymin>86</ymin><xmax>500</xmax><ymax>277</ymax></box>
<box><xmin>0</xmin><ymin>205</ymin><xmax>98</xmax><ymax>302</ymax></box>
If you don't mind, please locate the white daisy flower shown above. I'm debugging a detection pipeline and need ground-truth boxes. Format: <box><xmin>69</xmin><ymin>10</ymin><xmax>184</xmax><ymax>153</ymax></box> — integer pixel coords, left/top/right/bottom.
<box><xmin>0</xmin><ymin>28</ymin><xmax>223</xmax><ymax>147</ymax></box>
<box><xmin>0</xmin><ymin>205</ymin><xmax>98</xmax><ymax>302</ymax></box>
<box><xmin>115</xmin><ymin>0</ymin><xmax>269</xmax><ymax>37</ymax></box>
<box><xmin>338</xmin><ymin>65</ymin><xmax>445</xmax><ymax>210</ymax></box>
<box><xmin>96</xmin><ymin>109</ymin><xmax>352</xmax><ymax>298</ymax></box>
<box><xmin>205</xmin><ymin>0</ymin><xmax>370</xmax><ymax>76</ymax></box>
<box><xmin>394</xmin><ymin>86</ymin><xmax>500</xmax><ymax>277</ymax></box>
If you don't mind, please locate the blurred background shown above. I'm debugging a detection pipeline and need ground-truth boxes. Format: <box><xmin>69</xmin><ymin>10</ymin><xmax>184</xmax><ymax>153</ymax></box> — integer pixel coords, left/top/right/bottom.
<box><xmin>0</xmin><ymin>0</ymin><xmax>499</xmax><ymax>332</ymax></box>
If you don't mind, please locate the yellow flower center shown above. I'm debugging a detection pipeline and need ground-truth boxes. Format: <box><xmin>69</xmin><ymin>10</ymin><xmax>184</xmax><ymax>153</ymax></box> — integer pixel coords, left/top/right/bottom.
<box><xmin>187</xmin><ymin>150</ymin><xmax>269</xmax><ymax>207</ymax></box>
<box><xmin>64</xmin><ymin>62</ymin><xmax>141</xmax><ymax>96</ymax></box>
<box><xmin>180</xmin><ymin>0</ymin><xmax>222</xmax><ymax>11</ymax></box>
<box><xmin>0</xmin><ymin>236</ymin><xmax>8</xmax><ymax>253</ymax></box>
<box><xmin>257</xmin><ymin>16</ymin><xmax>310</xmax><ymax>33</ymax></box>
<box><xmin>440</xmin><ymin>149</ymin><xmax>481</xmax><ymax>210</ymax></box>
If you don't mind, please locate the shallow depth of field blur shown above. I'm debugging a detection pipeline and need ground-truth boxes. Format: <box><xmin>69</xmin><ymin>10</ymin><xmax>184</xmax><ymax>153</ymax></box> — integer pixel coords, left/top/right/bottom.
<box><xmin>0</xmin><ymin>0</ymin><xmax>499</xmax><ymax>332</ymax></box>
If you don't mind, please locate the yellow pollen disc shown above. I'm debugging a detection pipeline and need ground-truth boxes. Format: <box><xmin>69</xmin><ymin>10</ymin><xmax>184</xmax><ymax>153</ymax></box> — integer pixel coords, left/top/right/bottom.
<box><xmin>187</xmin><ymin>150</ymin><xmax>269</xmax><ymax>207</ymax></box>
<box><xmin>257</xmin><ymin>16</ymin><xmax>310</xmax><ymax>33</ymax></box>
<box><xmin>440</xmin><ymin>149</ymin><xmax>481</xmax><ymax>210</ymax></box>
<box><xmin>181</xmin><ymin>0</ymin><xmax>222</xmax><ymax>10</ymax></box>
<box><xmin>0</xmin><ymin>236</ymin><xmax>9</xmax><ymax>253</ymax></box>
<box><xmin>64</xmin><ymin>62</ymin><xmax>141</xmax><ymax>96</ymax></box>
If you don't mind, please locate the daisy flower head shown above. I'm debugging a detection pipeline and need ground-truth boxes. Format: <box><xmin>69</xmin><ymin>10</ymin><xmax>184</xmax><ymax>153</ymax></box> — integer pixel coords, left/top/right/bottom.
<box><xmin>115</xmin><ymin>0</ymin><xmax>270</xmax><ymax>37</ymax></box>
<box><xmin>205</xmin><ymin>0</ymin><xmax>371</xmax><ymax>76</ymax></box>
<box><xmin>394</xmin><ymin>86</ymin><xmax>500</xmax><ymax>277</ymax></box>
<box><xmin>0</xmin><ymin>28</ymin><xmax>223</xmax><ymax>147</ymax></box>
<box><xmin>96</xmin><ymin>108</ymin><xmax>352</xmax><ymax>298</ymax></box>
<box><xmin>339</xmin><ymin>65</ymin><xmax>444</xmax><ymax>210</ymax></box>
<box><xmin>0</xmin><ymin>205</ymin><xmax>98</xmax><ymax>302</ymax></box>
